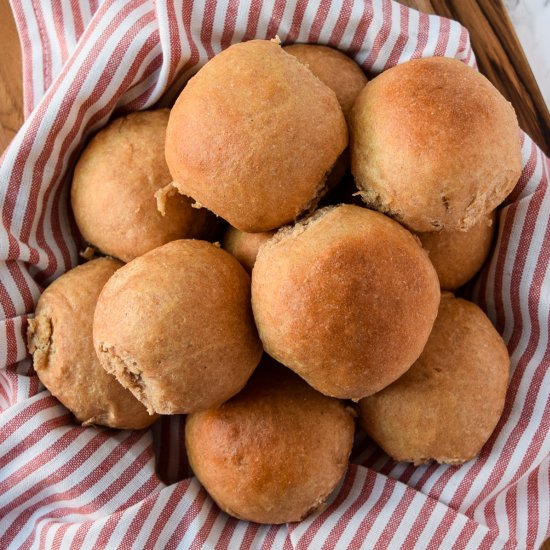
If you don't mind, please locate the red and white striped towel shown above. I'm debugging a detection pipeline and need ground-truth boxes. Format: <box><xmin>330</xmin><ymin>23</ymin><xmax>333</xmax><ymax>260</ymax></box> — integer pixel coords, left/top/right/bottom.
<box><xmin>0</xmin><ymin>1</ymin><xmax>548</xmax><ymax>548</ymax></box>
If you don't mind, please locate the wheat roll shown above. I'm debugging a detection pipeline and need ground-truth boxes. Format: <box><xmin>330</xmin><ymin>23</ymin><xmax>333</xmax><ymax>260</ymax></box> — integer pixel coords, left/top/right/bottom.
<box><xmin>252</xmin><ymin>204</ymin><xmax>440</xmax><ymax>400</ymax></box>
<box><xmin>185</xmin><ymin>359</ymin><xmax>355</xmax><ymax>524</ymax></box>
<box><xmin>71</xmin><ymin>110</ymin><xmax>214</xmax><ymax>263</ymax></box>
<box><xmin>27</xmin><ymin>258</ymin><xmax>156</xmax><ymax>429</ymax></box>
<box><xmin>93</xmin><ymin>240</ymin><xmax>263</xmax><ymax>415</ymax></box>
<box><xmin>282</xmin><ymin>45</ymin><xmax>367</xmax><ymax>197</ymax></box>
<box><xmin>351</xmin><ymin>57</ymin><xmax>521</xmax><ymax>232</ymax></box>
<box><xmin>284</xmin><ymin>44</ymin><xmax>367</xmax><ymax>118</ymax></box>
<box><xmin>418</xmin><ymin>211</ymin><xmax>496</xmax><ymax>290</ymax></box>
<box><xmin>165</xmin><ymin>39</ymin><xmax>348</xmax><ymax>232</ymax></box>
<box><xmin>222</xmin><ymin>226</ymin><xmax>275</xmax><ymax>273</ymax></box>
<box><xmin>359</xmin><ymin>294</ymin><xmax>510</xmax><ymax>465</ymax></box>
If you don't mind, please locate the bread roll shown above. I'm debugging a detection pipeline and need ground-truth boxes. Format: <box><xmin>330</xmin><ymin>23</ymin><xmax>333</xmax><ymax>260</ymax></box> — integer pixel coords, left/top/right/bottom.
<box><xmin>222</xmin><ymin>226</ymin><xmax>275</xmax><ymax>273</ymax></box>
<box><xmin>27</xmin><ymin>258</ymin><xmax>157</xmax><ymax>429</ymax></box>
<box><xmin>252</xmin><ymin>204</ymin><xmax>440</xmax><ymax>400</ymax></box>
<box><xmin>282</xmin><ymin>45</ymin><xmax>366</xmax><ymax>194</ymax></box>
<box><xmin>93</xmin><ymin>240</ymin><xmax>263</xmax><ymax>415</ymax></box>
<box><xmin>165</xmin><ymin>39</ymin><xmax>348</xmax><ymax>232</ymax></box>
<box><xmin>351</xmin><ymin>57</ymin><xmax>521</xmax><ymax>232</ymax></box>
<box><xmin>185</xmin><ymin>359</ymin><xmax>355</xmax><ymax>524</ymax></box>
<box><xmin>359</xmin><ymin>294</ymin><xmax>510</xmax><ymax>465</ymax></box>
<box><xmin>418</xmin><ymin>211</ymin><xmax>496</xmax><ymax>289</ymax></box>
<box><xmin>71</xmin><ymin>110</ymin><xmax>214</xmax><ymax>262</ymax></box>
<box><xmin>284</xmin><ymin>44</ymin><xmax>367</xmax><ymax>118</ymax></box>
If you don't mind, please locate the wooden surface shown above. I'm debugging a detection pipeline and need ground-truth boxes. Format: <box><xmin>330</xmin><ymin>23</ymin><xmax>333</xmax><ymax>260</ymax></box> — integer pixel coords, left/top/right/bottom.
<box><xmin>0</xmin><ymin>0</ymin><xmax>23</xmax><ymax>154</ymax></box>
<box><xmin>0</xmin><ymin>0</ymin><xmax>548</xmax><ymax>547</ymax></box>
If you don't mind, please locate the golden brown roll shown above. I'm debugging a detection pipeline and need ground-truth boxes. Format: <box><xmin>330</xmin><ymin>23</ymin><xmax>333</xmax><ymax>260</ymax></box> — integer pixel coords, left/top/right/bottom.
<box><xmin>417</xmin><ymin>211</ymin><xmax>496</xmax><ymax>290</ymax></box>
<box><xmin>222</xmin><ymin>226</ymin><xmax>275</xmax><ymax>273</ymax></box>
<box><xmin>71</xmin><ymin>109</ymin><xmax>214</xmax><ymax>262</ymax></box>
<box><xmin>252</xmin><ymin>204</ymin><xmax>440</xmax><ymax>400</ymax></box>
<box><xmin>27</xmin><ymin>258</ymin><xmax>157</xmax><ymax>429</ymax></box>
<box><xmin>93</xmin><ymin>240</ymin><xmax>263</xmax><ymax>415</ymax></box>
<box><xmin>185</xmin><ymin>358</ymin><xmax>355</xmax><ymax>524</ymax></box>
<box><xmin>359</xmin><ymin>294</ymin><xmax>510</xmax><ymax>465</ymax></box>
<box><xmin>282</xmin><ymin>45</ymin><xmax>366</xmax><ymax>195</ymax></box>
<box><xmin>351</xmin><ymin>57</ymin><xmax>521</xmax><ymax>232</ymax></box>
<box><xmin>165</xmin><ymin>39</ymin><xmax>348</xmax><ymax>232</ymax></box>
<box><xmin>283</xmin><ymin>44</ymin><xmax>367</xmax><ymax>118</ymax></box>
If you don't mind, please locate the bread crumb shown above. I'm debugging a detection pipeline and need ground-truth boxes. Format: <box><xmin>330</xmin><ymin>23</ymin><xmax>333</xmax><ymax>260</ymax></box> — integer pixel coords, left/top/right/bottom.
<box><xmin>80</xmin><ymin>246</ymin><xmax>96</xmax><ymax>261</ymax></box>
<box><xmin>154</xmin><ymin>181</ymin><xmax>178</xmax><ymax>216</ymax></box>
<box><xmin>27</xmin><ymin>315</ymin><xmax>53</xmax><ymax>371</ymax></box>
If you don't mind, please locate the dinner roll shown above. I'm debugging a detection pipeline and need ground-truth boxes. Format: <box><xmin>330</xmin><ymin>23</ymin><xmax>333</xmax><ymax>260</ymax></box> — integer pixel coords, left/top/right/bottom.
<box><xmin>284</xmin><ymin>44</ymin><xmax>367</xmax><ymax>118</ymax></box>
<box><xmin>418</xmin><ymin>211</ymin><xmax>496</xmax><ymax>289</ymax></box>
<box><xmin>93</xmin><ymin>240</ymin><xmax>263</xmax><ymax>415</ymax></box>
<box><xmin>351</xmin><ymin>57</ymin><xmax>521</xmax><ymax>232</ymax></box>
<box><xmin>27</xmin><ymin>258</ymin><xmax>157</xmax><ymax>429</ymax></box>
<box><xmin>165</xmin><ymin>39</ymin><xmax>348</xmax><ymax>232</ymax></box>
<box><xmin>185</xmin><ymin>358</ymin><xmax>355</xmax><ymax>524</ymax></box>
<box><xmin>359</xmin><ymin>294</ymin><xmax>510</xmax><ymax>465</ymax></box>
<box><xmin>71</xmin><ymin>109</ymin><xmax>214</xmax><ymax>262</ymax></box>
<box><xmin>222</xmin><ymin>226</ymin><xmax>275</xmax><ymax>273</ymax></box>
<box><xmin>252</xmin><ymin>204</ymin><xmax>440</xmax><ymax>400</ymax></box>
<box><xmin>283</xmin><ymin>45</ymin><xmax>366</xmax><ymax>196</ymax></box>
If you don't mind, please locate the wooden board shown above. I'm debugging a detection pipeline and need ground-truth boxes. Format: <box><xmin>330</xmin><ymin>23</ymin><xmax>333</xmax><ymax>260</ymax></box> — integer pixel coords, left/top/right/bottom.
<box><xmin>0</xmin><ymin>0</ymin><xmax>548</xmax><ymax>547</ymax></box>
<box><xmin>0</xmin><ymin>0</ymin><xmax>23</xmax><ymax>154</ymax></box>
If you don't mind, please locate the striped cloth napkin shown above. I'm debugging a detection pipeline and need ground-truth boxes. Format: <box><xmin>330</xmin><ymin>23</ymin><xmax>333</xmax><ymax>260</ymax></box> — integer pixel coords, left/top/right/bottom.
<box><xmin>0</xmin><ymin>1</ymin><xmax>548</xmax><ymax>548</ymax></box>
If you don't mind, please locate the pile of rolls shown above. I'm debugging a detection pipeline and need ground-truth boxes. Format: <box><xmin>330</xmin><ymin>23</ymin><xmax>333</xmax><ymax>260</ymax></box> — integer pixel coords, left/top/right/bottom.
<box><xmin>27</xmin><ymin>38</ymin><xmax>520</xmax><ymax>525</ymax></box>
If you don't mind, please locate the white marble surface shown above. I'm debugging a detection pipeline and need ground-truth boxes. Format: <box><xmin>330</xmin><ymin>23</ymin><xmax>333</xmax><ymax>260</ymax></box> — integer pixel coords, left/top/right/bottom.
<box><xmin>504</xmin><ymin>0</ymin><xmax>550</xmax><ymax>108</ymax></box>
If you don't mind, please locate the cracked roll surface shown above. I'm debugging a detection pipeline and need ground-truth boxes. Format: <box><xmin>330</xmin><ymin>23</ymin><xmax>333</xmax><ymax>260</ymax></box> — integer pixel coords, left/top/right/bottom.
<box><xmin>417</xmin><ymin>210</ymin><xmax>496</xmax><ymax>290</ymax></box>
<box><xmin>283</xmin><ymin>44</ymin><xmax>367</xmax><ymax>119</ymax></box>
<box><xmin>71</xmin><ymin>109</ymin><xmax>214</xmax><ymax>262</ymax></box>
<box><xmin>165</xmin><ymin>39</ymin><xmax>348</xmax><ymax>232</ymax></box>
<box><xmin>185</xmin><ymin>359</ymin><xmax>355</xmax><ymax>524</ymax></box>
<box><xmin>359</xmin><ymin>294</ymin><xmax>510</xmax><ymax>465</ymax></box>
<box><xmin>27</xmin><ymin>258</ymin><xmax>156</xmax><ymax>429</ymax></box>
<box><xmin>251</xmin><ymin>204</ymin><xmax>440</xmax><ymax>400</ymax></box>
<box><xmin>93</xmin><ymin>239</ymin><xmax>263</xmax><ymax>415</ymax></box>
<box><xmin>351</xmin><ymin>57</ymin><xmax>522</xmax><ymax>232</ymax></box>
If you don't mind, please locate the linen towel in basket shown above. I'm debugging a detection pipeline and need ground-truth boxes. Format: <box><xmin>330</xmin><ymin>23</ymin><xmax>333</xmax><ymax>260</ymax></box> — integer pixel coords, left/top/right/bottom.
<box><xmin>0</xmin><ymin>1</ymin><xmax>548</xmax><ymax>548</ymax></box>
